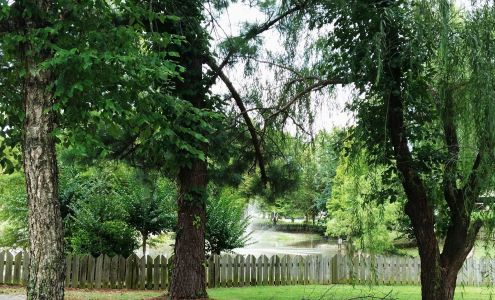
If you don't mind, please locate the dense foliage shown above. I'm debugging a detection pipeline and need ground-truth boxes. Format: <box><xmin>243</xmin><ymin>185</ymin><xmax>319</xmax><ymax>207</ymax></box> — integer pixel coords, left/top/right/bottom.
<box><xmin>206</xmin><ymin>187</ymin><xmax>250</xmax><ymax>255</ymax></box>
<box><xmin>326</xmin><ymin>148</ymin><xmax>405</xmax><ymax>253</ymax></box>
<box><xmin>0</xmin><ymin>160</ymin><xmax>250</xmax><ymax>256</ymax></box>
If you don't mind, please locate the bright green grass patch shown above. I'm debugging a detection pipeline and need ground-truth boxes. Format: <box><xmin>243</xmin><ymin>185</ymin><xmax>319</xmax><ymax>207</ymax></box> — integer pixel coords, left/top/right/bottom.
<box><xmin>1</xmin><ymin>285</ymin><xmax>494</xmax><ymax>299</ymax></box>
<box><xmin>209</xmin><ymin>285</ymin><xmax>494</xmax><ymax>300</ymax></box>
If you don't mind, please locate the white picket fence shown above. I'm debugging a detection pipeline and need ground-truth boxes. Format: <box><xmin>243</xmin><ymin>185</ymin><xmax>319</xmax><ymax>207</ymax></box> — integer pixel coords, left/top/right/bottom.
<box><xmin>1</xmin><ymin>251</ymin><xmax>494</xmax><ymax>289</ymax></box>
<box><xmin>333</xmin><ymin>254</ymin><xmax>495</xmax><ymax>286</ymax></box>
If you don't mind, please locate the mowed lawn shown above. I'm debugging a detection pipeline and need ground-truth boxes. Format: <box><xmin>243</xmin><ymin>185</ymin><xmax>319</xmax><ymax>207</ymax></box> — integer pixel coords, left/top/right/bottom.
<box><xmin>0</xmin><ymin>285</ymin><xmax>493</xmax><ymax>299</ymax></box>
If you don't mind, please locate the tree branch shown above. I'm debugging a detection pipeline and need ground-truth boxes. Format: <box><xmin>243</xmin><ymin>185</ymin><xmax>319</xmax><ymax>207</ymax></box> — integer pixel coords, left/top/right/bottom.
<box><xmin>441</xmin><ymin>89</ymin><xmax>463</xmax><ymax>222</ymax></box>
<box><xmin>0</xmin><ymin>15</ymin><xmax>18</xmax><ymax>34</ymax></box>
<box><xmin>463</xmin><ymin>152</ymin><xmax>483</xmax><ymax>205</ymax></box>
<box><xmin>268</xmin><ymin>78</ymin><xmax>341</xmax><ymax>120</ymax></box>
<box><xmin>211</xmin><ymin>1</ymin><xmax>308</xmax><ymax>78</ymax></box>
<box><xmin>380</xmin><ymin>13</ymin><xmax>440</xmax><ymax>261</ymax></box>
<box><xmin>207</xmin><ymin>58</ymin><xmax>268</xmax><ymax>186</ymax></box>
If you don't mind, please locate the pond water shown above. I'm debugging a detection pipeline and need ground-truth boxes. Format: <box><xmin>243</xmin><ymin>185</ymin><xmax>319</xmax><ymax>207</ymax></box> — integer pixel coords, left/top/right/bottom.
<box><xmin>232</xmin><ymin>229</ymin><xmax>340</xmax><ymax>257</ymax></box>
<box><xmin>146</xmin><ymin>229</ymin><xmax>341</xmax><ymax>258</ymax></box>
<box><xmin>146</xmin><ymin>203</ymin><xmax>342</xmax><ymax>257</ymax></box>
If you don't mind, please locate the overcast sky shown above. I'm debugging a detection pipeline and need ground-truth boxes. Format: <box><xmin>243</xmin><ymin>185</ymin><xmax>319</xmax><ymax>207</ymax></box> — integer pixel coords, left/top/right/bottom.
<box><xmin>210</xmin><ymin>0</ymin><xmax>476</xmax><ymax>134</ymax></box>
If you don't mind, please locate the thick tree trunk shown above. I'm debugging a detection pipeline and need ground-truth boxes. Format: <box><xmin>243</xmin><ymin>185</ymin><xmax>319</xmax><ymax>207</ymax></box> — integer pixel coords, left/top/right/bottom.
<box><xmin>169</xmin><ymin>159</ymin><xmax>207</xmax><ymax>299</ymax></box>
<box><xmin>23</xmin><ymin>54</ymin><xmax>65</xmax><ymax>299</ymax></box>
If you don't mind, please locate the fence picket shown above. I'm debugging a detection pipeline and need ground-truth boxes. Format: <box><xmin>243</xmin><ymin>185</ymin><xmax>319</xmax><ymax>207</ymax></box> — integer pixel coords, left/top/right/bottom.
<box><xmin>296</xmin><ymin>256</ymin><xmax>303</xmax><ymax>285</ymax></box>
<box><xmin>131</xmin><ymin>254</ymin><xmax>140</xmax><ymax>289</ymax></box>
<box><xmin>13</xmin><ymin>252</ymin><xmax>22</xmax><ymax>285</ymax></box>
<box><xmin>4</xmin><ymin>251</ymin><xmax>13</xmax><ymax>284</ymax></box>
<box><xmin>280</xmin><ymin>255</ymin><xmax>286</xmax><ymax>285</ymax></box>
<box><xmin>269</xmin><ymin>255</ymin><xmax>275</xmax><ymax>285</ymax></box>
<box><xmin>138</xmin><ymin>255</ymin><xmax>146</xmax><ymax>290</ymax></box>
<box><xmin>239</xmin><ymin>255</ymin><xmax>245</xmax><ymax>287</ymax></box>
<box><xmin>118</xmin><ymin>255</ymin><xmax>126</xmax><ymax>289</ymax></box>
<box><xmin>0</xmin><ymin>251</ymin><xmax>4</xmax><ymax>284</ymax></box>
<box><xmin>79</xmin><ymin>255</ymin><xmax>88</xmax><ymax>288</ymax></box>
<box><xmin>214</xmin><ymin>255</ymin><xmax>221</xmax><ymax>287</ymax></box>
<box><xmin>146</xmin><ymin>255</ymin><xmax>153</xmax><ymax>289</ymax></box>
<box><xmin>20</xmin><ymin>252</ymin><xmax>28</xmax><ymax>286</ymax></box>
<box><xmin>101</xmin><ymin>255</ymin><xmax>110</xmax><ymax>288</ymax></box>
<box><xmin>262</xmin><ymin>255</ymin><xmax>269</xmax><ymax>285</ymax></box>
<box><xmin>227</xmin><ymin>255</ymin><xmax>233</xmax><ymax>287</ymax></box>
<box><xmin>153</xmin><ymin>256</ymin><xmax>160</xmax><ymax>290</ymax></box>
<box><xmin>233</xmin><ymin>255</ymin><xmax>239</xmax><ymax>287</ymax></box>
<box><xmin>110</xmin><ymin>255</ymin><xmax>119</xmax><ymax>289</ymax></box>
<box><xmin>160</xmin><ymin>256</ymin><xmax>168</xmax><ymax>289</ymax></box>
<box><xmin>256</xmin><ymin>255</ymin><xmax>263</xmax><ymax>285</ymax></box>
<box><xmin>220</xmin><ymin>255</ymin><xmax>227</xmax><ymax>287</ymax></box>
<box><xmin>95</xmin><ymin>255</ymin><xmax>103</xmax><ymax>289</ymax></box>
<box><xmin>72</xmin><ymin>255</ymin><xmax>80</xmax><ymax>288</ymax></box>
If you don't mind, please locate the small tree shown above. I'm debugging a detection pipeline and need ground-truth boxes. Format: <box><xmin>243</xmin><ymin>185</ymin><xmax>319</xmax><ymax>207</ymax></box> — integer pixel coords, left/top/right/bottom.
<box><xmin>126</xmin><ymin>172</ymin><xmax>177</xmax><ymax>256</ymax></box>
<box><xmin>205</xmin><ymin>187</ymin><xmax>250</xmax><ymax>255</ymax></box>
<box><xmin>64</xmin><ymin>163</ymin><xmax>140</xmax><ymax>256</ymax></box>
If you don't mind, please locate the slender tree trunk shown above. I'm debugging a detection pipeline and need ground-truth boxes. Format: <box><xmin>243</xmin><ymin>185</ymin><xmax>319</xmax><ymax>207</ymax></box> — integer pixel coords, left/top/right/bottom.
<box><xmin>23</xmin><ymin>47</ymin><xmax>65</xmax><ymax>299</ymax></box>
<box><xmin>142</xmin><ymin>233</ymin><xmax>148</xmax><ymax>257</ymax></box>
<box><xmin>169</xmin><ymin>159</ymin><xmax>207</xmax><ymax>299</ymax></box>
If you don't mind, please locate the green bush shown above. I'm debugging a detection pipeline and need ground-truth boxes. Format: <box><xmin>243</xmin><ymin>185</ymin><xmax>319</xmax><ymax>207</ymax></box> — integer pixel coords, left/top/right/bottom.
<box><xmin>70</xmin><ymin>220</ymin><xmax>138</xmax><ymax>257</ymax></box>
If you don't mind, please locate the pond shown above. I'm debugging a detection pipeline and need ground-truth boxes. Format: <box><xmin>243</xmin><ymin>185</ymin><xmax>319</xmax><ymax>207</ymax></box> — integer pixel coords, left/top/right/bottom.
<box><xmin>232</xmin><ymin>228</ymin><xmax>340</xmax><ymax>257</ymax></box>
<box><xmin>145</xmin><ymin>229</ymin><xmax>342</xmax><ymax>258</ymax></box>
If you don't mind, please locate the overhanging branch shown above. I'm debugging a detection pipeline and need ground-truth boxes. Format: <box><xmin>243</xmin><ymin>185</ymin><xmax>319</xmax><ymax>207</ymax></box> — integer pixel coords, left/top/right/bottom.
<box><xmin>268</xmin><ymin>78</ymin><xmax>341</xmax><ymax>120</ymax></box>
<box><xmin>211</xmin><ymin>1</ymin><xmax>308</xmax><ymax>79</ymax></box>
<box><xmin>207</xmin><ymin>58</ymin><xmax>268</xmax><ymax>186</ymax></box>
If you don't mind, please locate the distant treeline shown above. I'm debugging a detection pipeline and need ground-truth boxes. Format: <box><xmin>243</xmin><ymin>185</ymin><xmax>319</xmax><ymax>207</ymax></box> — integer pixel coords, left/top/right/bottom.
<box><xmin>252</xmin><ymin>222</ymin><xmax>326</xmax><ymax>234</ymax></box>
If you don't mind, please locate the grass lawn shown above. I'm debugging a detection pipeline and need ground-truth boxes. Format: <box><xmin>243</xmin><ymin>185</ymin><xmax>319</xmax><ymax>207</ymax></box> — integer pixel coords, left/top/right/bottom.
<box><xmin>1</xmin><ymin>284</ymin><xmax>493</xmax><ymax>299</ymax></box>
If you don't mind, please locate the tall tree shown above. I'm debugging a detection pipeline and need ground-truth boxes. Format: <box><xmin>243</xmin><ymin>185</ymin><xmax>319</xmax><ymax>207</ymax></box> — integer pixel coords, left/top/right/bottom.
<box><xmin>160</xmin><ymin>1</ymin><xmax>211</xmax><ymax>298</ymax></box>
<box><xmin>304</xmin><ymin>0</ymin><xmax>495</xmax><ymax>298</ymax></box>
<box><xmin>1</xmin><ymin>2</ymin><xmax>64</xmax><ymax>298</ymax></box>
<box><xmin>1</xmin><ymin>1</ymin><xmax>181</xmax><ymax>298</ymax></box>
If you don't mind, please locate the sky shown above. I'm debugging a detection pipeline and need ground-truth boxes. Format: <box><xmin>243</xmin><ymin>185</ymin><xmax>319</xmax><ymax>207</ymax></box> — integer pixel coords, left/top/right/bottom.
<box><xmin>209</xmin><ymin>0</ymin><xmax>476</xmax><ymax>133</ymax></box>
<box><xmin>209</xmin><ymin>2</ymin><xmax>354</xmax><ymax>133</ymax></box>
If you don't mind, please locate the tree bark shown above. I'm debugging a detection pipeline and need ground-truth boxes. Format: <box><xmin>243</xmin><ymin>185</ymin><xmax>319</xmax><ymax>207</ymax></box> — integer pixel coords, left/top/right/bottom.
<box><xmin>23</xmin><ymin>44</ymin><xmax>65</xmax><ymax>300</ymax></box>
<box><xmin>169</xmin><ymin>159</ymin><xmax>208</xmax><ymax>299</ymax></box>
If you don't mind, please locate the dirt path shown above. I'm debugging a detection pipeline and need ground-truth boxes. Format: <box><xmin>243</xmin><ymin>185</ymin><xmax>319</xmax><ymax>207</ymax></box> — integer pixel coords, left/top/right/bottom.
<box><xmin>0</xmin><ymin>295</ymin><xmax>25</xmax><ymax>300</ymax></box>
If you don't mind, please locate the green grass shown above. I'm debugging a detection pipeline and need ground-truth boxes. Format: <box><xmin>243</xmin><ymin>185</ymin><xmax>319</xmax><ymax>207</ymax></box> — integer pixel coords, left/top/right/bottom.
<box><xmin>209</xmin><ymin>285</ymin><xmax>494</xmax><ymax>300</ymax></box>
<box><xmin>394</xmin><ymin>239</ymin><xmax>495</xmax><ymax>259</ymax></box>
<box><xmin>1</xmin><ymin>284</ymin><xmax>494</xmax><ymax>299</ymax></box>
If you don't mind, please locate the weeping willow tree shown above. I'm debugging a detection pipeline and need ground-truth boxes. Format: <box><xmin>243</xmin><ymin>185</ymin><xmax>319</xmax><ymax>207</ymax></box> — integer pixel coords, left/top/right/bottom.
<box><xmin>291</xmin><ymin>0</ymin><xmax>495</xmax><ymax>299</ymax></box>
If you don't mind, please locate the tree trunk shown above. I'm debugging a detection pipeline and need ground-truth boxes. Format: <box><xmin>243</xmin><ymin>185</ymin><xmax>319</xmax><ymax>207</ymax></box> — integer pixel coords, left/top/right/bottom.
<box><xmin>415</xmin><ymin>253</ymin><xmax>465</xmax><ymax>300</ymax></box>
<box><xmin>142</xmin><ymin>233</ymin><xmax>148</xmax><ymax>257</ymax></box>
<box><xmin>23</xmin><ymin>47</ymin><xmax>65</xmax><ymax>299</ymax></box>
<box><xmin>169</xmin><ymin>159</ymin><xmax>207</xmax><ymax>299</ymax></box>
